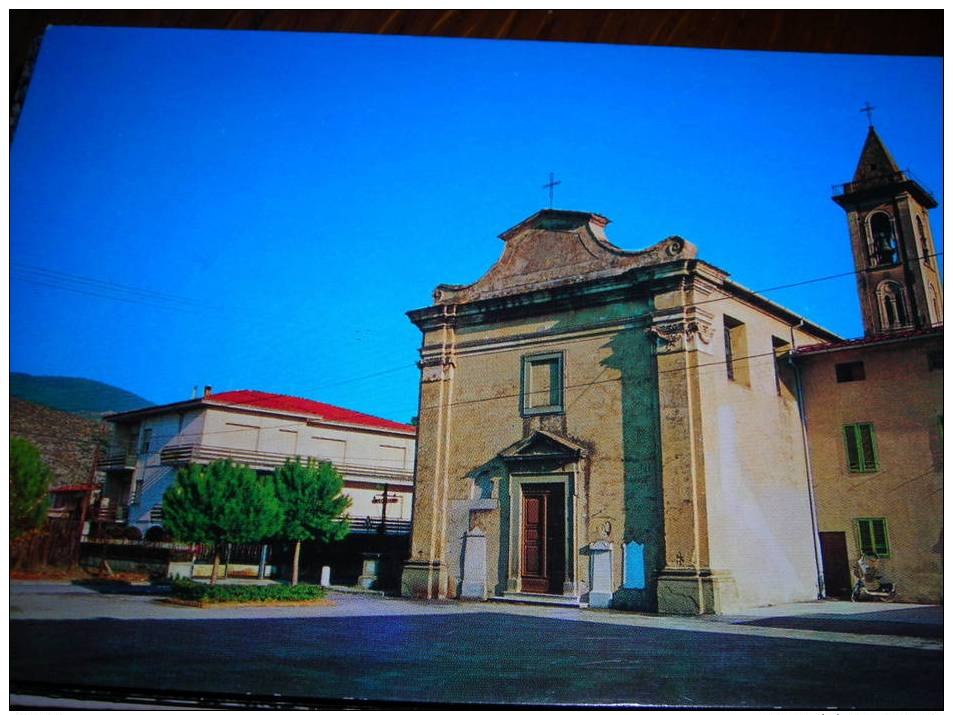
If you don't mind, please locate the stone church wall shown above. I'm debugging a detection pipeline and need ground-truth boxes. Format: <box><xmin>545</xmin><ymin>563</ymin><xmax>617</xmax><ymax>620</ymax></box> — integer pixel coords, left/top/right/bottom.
<box><xmin>697</xmin><ymin>295</ymin><xmax>821</xmax><ymax>611</ymax></box>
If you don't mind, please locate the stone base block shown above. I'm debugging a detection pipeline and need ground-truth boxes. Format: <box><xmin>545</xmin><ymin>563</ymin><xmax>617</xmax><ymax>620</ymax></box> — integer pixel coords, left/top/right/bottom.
<box><xmin>460</xmin><ymin>580</ymin><xmax>487</xmax><ymax>600</ymax></box>
<box><xmin>401</xmin><ymin>560</ymin><xmax>444</xmax><ymax>599</ymax></box>
<box><xmin>656</xmin><ymin>568</ymin><xmax>737</xmax><ymax>615</ymax></box>
<box><xmin>588</xmin><ymin>590</ymin><xmax>612</xmax><ymax>609</ymax></box>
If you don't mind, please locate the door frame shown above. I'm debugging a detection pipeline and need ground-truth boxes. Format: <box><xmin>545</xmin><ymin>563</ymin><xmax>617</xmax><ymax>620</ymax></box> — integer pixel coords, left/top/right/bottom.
<box><xmin>819</xmin><ymin>530</ymin><xmax>852</xmax><ymax>600</ymax></box>
<box><xmin>507</xmin><ymin>472</ymin><xmax>575</xmax><ymax>595</ymax></box>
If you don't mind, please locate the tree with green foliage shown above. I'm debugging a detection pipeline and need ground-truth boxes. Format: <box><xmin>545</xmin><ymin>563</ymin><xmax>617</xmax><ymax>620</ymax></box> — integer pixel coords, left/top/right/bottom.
<box><xmin>163</xmin><ymin>459</ymin><xmax>282</xmax><ymax>585</ymax></box>
<box><xmin>10</xmin><ymin>437</ymin><xmax>54</xmax><ymax>541</ymax></box>
<box><xmin>273</xmin><ymin>458</ymin><xmax>351</xmax><ymax>586</ymax></box>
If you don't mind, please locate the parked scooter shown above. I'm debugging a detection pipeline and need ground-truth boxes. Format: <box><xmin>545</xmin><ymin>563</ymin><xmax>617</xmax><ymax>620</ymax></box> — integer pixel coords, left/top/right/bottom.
<box><xmin>851</xmin><ymin>552</ymin><xmax>896</xmax><ymax>602</ymax></box>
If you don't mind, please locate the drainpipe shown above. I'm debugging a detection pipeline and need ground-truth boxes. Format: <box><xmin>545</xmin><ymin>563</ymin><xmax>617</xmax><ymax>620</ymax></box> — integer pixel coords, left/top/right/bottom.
<box><xmin>788</xmin><ymin>320</ymin><xmax>826</xmax><ymax>599</ymax></box>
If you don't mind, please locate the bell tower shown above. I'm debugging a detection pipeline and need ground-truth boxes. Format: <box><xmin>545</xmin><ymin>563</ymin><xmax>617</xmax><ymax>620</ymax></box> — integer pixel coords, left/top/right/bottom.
<box><xmin>833</xmin><ymin>125</ymin><xmax>942</xmax><ymax>336</ymax></box>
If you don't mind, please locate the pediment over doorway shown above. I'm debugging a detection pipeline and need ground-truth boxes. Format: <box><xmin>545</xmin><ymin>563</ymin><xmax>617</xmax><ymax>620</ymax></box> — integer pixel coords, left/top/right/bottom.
<box><xmin>498</xmin><ymin>430</ymin><xmax>587</xmax><ymax>465</ymax></box>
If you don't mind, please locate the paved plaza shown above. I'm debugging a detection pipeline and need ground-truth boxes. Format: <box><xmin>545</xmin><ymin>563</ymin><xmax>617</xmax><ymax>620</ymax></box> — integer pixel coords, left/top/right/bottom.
<box><xmin>10</xmin><ymin>581</ymin><xmax>943</xmax><ymax>709</ymax></box>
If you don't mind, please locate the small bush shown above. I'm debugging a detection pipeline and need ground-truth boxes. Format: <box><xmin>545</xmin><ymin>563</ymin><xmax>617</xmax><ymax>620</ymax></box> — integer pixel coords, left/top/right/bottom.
<box><xmin>144</xmin><ymin>526</ymin><xmax>169</xmax><ymax>542</ymax></box>
<box><xmin>170</xmin><ymin>580</ymin><xmax>326</xmax><ymax>603</ymax></box>
<box><xmin>123</xmin><ymin>526</ymin><xmax>143</xmax><ymax>541</ymax></box>
<box><xmin>99</xmin><ymin>523</ymin><xmax>127</xmax><ymax>539</ymax></box>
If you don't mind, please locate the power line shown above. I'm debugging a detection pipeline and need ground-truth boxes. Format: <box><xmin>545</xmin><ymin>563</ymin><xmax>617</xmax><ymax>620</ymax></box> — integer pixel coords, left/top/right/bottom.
<box><xmin>12</xmin><ymin>249</ymin><xmax>944</xmax><ymax>434</ymax></box>
<box><xmin>12</xmin><ymin>263</ymin><xmax>204</xmax><ymax>307</ymax></box>
<box><xmin>12</xmin><ymin>274</ymin><xmax>200</xmax><ymax>313</ymax></box>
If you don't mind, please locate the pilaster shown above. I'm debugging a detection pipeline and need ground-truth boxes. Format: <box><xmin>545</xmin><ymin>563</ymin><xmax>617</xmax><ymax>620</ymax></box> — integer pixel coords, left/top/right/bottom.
<box><xmin>402</xmin><ymin>310</ymin><xmax>456</xmax><ymax>599</ymax></box>
<box><xmin>649</xmin><ymin>287</ymin><xmax>718</xmax><ymax>615</ymax></box>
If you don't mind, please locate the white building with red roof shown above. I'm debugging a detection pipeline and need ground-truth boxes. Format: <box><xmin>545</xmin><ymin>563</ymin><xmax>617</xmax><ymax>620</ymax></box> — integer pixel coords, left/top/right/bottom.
<box><xmin>98</xmin><ymin>386</ymin><xmax>416</xmax><ymax>538</ymax></box>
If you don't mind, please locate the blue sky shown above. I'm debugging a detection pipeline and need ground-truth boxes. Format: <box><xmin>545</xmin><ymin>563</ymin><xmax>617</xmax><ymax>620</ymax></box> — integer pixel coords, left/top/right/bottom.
<box><xmin>11</xmin><ymin>26</ymin><xmax>942</xmax><ymax>423</ymax></box>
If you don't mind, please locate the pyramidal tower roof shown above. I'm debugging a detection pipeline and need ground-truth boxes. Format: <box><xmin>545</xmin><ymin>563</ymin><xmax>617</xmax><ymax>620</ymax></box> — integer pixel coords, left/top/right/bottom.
<box><xmin>852</xmin><ymin>126</ymin><xmax>901</xmax><ymax>182</ymax></box>
<box><xmin>834</xmin><ymin>125</ymin><xmax>937</xmax><ymax>209</ymax></box>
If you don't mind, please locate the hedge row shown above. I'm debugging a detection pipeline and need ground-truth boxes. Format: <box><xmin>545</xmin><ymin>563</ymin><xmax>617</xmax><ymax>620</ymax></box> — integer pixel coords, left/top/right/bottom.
<box><xmin>170</xmin><ymin>580</ymin><xmax>326</xmax><ymax>603</ymax></box>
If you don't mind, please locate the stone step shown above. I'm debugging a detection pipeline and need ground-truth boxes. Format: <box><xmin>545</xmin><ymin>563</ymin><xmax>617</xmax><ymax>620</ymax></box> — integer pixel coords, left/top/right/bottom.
<box><xmin>490</xmin><ymin>591</ymin><xmax>586</xmax><ymax>608</ymax></box>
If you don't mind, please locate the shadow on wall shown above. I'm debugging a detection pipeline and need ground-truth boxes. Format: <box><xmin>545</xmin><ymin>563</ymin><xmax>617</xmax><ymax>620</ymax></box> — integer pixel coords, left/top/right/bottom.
<box><xmin>600</xmin><ymin>325</ymin><xmax>665</xmax><ymax>612</ymax></box>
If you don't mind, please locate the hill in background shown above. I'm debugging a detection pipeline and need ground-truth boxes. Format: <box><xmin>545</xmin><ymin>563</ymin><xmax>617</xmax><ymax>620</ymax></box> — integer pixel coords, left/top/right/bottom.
<box><xmin>11</xmin><ymin>372</ymin><xmax>153</xmax><ymax>418</ymax></box>
<box><xmin>10</xmin><ymin>397</ymin><xmax>104</xmax><ymax>487</ymax></box>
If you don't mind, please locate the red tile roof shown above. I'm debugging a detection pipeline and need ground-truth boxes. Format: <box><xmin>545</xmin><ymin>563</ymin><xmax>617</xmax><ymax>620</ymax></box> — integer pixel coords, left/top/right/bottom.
<box><xmin>205</xmin><ymin>390</ymin><xmax>416</xmax><ymax>434</ymax></box>
<box><xmin>793</xmin><ymin>326</ymin><xmax>943</xmax><ymax>356</ymax></box>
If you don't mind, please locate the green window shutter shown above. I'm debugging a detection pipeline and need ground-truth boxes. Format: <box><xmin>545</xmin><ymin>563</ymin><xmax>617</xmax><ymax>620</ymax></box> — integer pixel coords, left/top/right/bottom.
<box><xmin>856</xmin><ymin>518</ymin><xmax>890</xmax><ymax>558</ymax></box>
<box><xmin>859</xmin><ymin>424</ymin><xmax>878</xmax><ymax>470</ymax></box>
<box><xmin>844</xmin><ymin>425</ymin><xmax>861</xmax><ymax>471</ymax></box>
<box><xmin>844</xmin><ymin>423</ymin><xmax>878</xmax><ymax>472</ymax></box>
<box><xmin>857</xmin><ymin>520</ymin><xmax>874</xmax><ymax>554</ymax></box>
<box><xmin>871</xmin><ymin>519</ymin><xmax>889</xmax><ymax>556</ymax></box>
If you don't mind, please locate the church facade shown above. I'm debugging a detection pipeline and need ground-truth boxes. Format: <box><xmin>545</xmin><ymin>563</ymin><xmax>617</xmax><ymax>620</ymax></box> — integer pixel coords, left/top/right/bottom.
<box><xmin>401</xmin><ymin>125</ymin><xmax>941</xmax><ymax>614</ymax></box>
<box><xmin>400</xmin><ymin>210</ymin><xmax>837</xmax><ymax>614</ymax></box>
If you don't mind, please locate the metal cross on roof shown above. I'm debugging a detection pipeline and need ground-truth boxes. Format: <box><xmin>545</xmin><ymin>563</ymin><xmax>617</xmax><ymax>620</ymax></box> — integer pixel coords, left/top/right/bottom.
<box><xmin>860</xmin><ymin>101</ymin><xmax>876</xmax><ymax>127</ymax></box>
<box><xmin>542</xmin><ymin>172</ymin><xmax>561</xmax><ymax>209</ymax></box>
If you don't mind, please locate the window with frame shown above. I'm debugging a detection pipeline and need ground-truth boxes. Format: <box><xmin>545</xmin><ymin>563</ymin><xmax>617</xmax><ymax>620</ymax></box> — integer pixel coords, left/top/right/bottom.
<box><xmin>868</xmin><ymin>212</ymin><xmax>899</xmax><ymax>267</ymax></box>
<box><xmin>843</xmin><ymin>423</ymin><xmax>878</xmax><ymax>472</ymax></box>
<box><xmin>835</xmin><ymin>361</ymin><xmax>866</xmax><ymax>383</ymax></box>
<box><xmin>771</xmin><ymin>336</ymin><xmax>790</xmax><ymax>395</ymax></box>
<box><xmin>723</xmin><ymin>316</ymin><xmax>749</xmax><ymax>386</ymax></box>
<box><xmin>521</xmin><ymin>352</ymin><xmax>564</xmax><ymax>415</ymax></box>
<box><xmin>877</xmin><ymin>281</ymin><xmax>910</xmax><ymax>331</ymax></box>
<box><xmin>855</xmin><ymin>517</ymin><xmax>890</xmax><ymax>558</ymax></box>
<box><xmin>139</xmin><ymin>427</ymin><xmax>152</xmax><ymax>455</ymax></box>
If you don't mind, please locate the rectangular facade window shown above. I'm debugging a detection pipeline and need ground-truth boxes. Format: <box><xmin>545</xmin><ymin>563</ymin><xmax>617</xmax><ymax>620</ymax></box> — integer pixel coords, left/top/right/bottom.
<box><xmin>835</xmin><ymin>361</ymin><xmax>866</xmax><ymax>383</ymax></box>
<box><xmin>139</xmin><ymin>428</ymin><xmax>152</xmax><ymax>455</ymax></box>
<box><xmin>843</xmin><ymin>423</ymin><xmax>878</xmax><ymax>472</ymax></box>
<box><xmin>928</xmin><ymin>350</ymin><xmax>942</xmax><ymax>371</ymax></box>
<box><xmin>772</xmin><ymin>336</ymin><xmax>790</xmax><ymax>395</ymax></box>
<box><xmin>855</xmin><ymin>517</ymin><xmax>890</xmax><ymax>558</ymax></box>
<box><xmin>521</xmin><ymin>352</ymin><xmax>564</xmax><ymax>415</ymax></box>
<box><xmin>723</xmin><ymin>316</ymin><xmax>749</xmax><ymax>386</ymax></box>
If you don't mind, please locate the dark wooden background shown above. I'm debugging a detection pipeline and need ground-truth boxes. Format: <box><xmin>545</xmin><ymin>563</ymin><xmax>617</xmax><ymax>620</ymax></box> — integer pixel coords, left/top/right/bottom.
<box><xmin>10</xmin><ymin>9</ymin><xmax>942</xmax><ymax>134</ymax></box>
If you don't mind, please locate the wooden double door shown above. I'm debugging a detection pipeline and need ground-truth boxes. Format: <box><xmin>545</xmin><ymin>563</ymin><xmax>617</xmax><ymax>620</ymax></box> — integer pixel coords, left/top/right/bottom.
<box><xmin>520</xmin><ymin>483</ymin><xmax>566</xmax><ymax>594</ymax></box>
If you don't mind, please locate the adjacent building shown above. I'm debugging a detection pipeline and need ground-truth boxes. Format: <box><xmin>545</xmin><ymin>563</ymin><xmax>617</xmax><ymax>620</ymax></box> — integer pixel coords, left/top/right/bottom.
<box><xmin>790</xmin><ymin>126</ymin><xmax>943</xmax><ymax>603</ymax></box>
<box><xmin>98</xmin><ymin>388</ymin><xmax>416</xmax><ymax>537</ymax></box>
<box><xmin>792</xmin><ymin>328</ymin><xmax>942</xmax><ymax>602</ymax></box>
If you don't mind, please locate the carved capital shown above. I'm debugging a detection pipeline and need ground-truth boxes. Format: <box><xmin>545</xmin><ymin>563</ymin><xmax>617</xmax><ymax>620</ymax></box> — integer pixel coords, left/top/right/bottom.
<box><xmin>647</xmin><ymin>313</ymin><xmax>714</xmax><ymax>354</ymax></box>
<box><xmin>419</xmin><ymin>354</ymin><xmax>456</xmax><ymax>382</ymax></box>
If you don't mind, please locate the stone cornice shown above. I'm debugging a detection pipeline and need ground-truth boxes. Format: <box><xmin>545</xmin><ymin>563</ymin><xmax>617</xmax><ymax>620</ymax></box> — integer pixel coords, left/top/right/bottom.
<box><xmin>408</xmin><ymin>260</ymin><xmax>693</xmax><ymax>331</ymax></box>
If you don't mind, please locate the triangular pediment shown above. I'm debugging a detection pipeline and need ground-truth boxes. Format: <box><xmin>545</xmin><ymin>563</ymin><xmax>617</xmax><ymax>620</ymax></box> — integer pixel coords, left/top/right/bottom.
<box><xmin>499</xmin><ymin>430</ymin><xmax>586</xmax><ymax>462</ymax></box>
<box><xmin>432</xmin><ymin>209</ymin><xmax>696</xmax><ymax>305</ymax></box>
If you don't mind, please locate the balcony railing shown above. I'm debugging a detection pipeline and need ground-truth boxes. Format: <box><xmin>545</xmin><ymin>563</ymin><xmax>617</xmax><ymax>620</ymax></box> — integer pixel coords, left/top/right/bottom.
<box><xmin>92</xmin><ymin>504</ymin><xmax>127</xmax><ymax>523</ymax></box>
<box><xmin>99</xmin><ymin>449</ymin><xmax>138</xmax><ymax>471</ymax></box>
<box><xmin>347</xmin><ymin>516</ymin><xmax>412</xmax><ymax>536</ymax></box>
<box><xmin>832</xmin><ymin>168</ymin><xmax>935</xmax><ymax>201</ymax></box>
<box><xmin>159</xmin><ymin>443</ymin><xmax>414</xmax><ymax>483</ymax></box>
